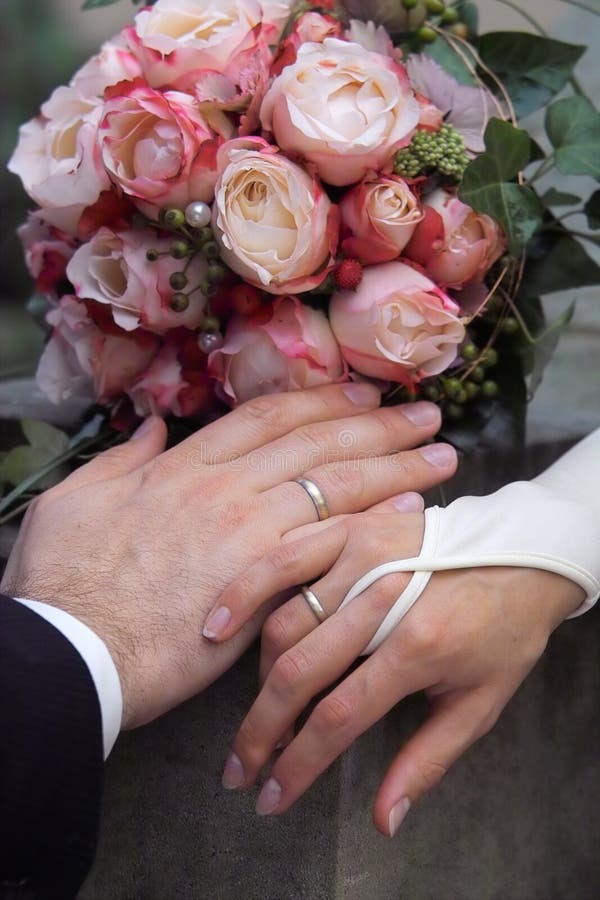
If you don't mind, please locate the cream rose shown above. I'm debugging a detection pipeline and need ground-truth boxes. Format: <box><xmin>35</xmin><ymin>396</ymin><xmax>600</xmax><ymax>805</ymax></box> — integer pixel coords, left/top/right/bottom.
<box><xmin>7</xmin><ymin>85</ymin><xmax>110</xmax><ymax>234</ymax></box>
<box><xmin>212</xmin><ymin>137</ymin><xmax>338</xmax><ymax>294</ymax></box>
<box><xmin>330</xmin><ymin>261</ymin><xmax>465</xmax><ymax>385</ymax></box>
<box><xmin>130</xmin><ymin>0</ymin><xmax>264</xmax><ymax>87</ymax></box>
<box><xmin>340</xmin><ymin>175</ymin><xmax>423</xmax><ymax>264</ymax></box>
<box><xmin>260</xmin><ymin>38</ymin><xmax>419</xmax><ymax>186</ymax></box>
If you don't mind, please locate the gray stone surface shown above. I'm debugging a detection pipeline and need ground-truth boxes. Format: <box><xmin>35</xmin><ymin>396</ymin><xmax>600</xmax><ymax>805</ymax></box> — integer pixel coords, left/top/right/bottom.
<box><xmin>80</xmin><ymin>443</ymin><xmax>600</xmax><ymax>900</ymax></box>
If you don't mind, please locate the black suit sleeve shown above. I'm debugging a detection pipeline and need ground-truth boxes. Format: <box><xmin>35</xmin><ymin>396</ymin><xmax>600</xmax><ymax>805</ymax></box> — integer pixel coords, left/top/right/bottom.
<box><xmin>0</xmin><ymin>595</ymin><xmax>104</xmax><ymax>900</ymax></box>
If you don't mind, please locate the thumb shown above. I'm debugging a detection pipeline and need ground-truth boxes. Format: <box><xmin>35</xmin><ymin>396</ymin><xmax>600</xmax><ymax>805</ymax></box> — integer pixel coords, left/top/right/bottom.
<box><xmin>373</xmin><ymin>689</ymin><xmax>497</xmax><ymax>837</ymax></box>
<box><xmin>51</xmin><ymin>417</ymin><xmax>168</xmax><ymax>497</ymax></box>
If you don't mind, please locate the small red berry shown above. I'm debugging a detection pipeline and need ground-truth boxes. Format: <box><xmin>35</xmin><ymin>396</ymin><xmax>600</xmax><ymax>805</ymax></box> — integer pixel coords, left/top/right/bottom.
<box><xmin>334</xmin><ymin>258</ymin><xmax>363</xmax><ymax>291</ymax></box>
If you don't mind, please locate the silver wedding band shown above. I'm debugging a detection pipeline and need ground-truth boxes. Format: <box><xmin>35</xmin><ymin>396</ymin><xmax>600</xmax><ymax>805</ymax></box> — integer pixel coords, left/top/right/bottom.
<box><xmin>295</xmin><ymin>477</ymin><xmax>330</xmax><ymax>521</ymax></box>
<box><xmin>301</xmin><ymin>585</ymin><xmax>328</xmax><ymax>624</ymax></box>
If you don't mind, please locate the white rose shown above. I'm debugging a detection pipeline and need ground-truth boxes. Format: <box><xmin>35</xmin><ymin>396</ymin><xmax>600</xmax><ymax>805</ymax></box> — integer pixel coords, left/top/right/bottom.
<box><xmin>8</xmin><ymin>85</ymin><xmax>110</xmax><ymax>234</ymax></box>
<box><xmin>260</xmin><ymin>38</ymin><xmax>420</xmax><ymax>186</ymax></box>
<box><xmin>211</xmin><ymin>138</ymin><xmax>338</xmax><ymax>294</ymax></box>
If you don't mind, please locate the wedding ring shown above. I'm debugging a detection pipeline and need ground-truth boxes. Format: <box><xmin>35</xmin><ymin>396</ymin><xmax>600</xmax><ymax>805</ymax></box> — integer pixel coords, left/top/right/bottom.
<box><xmin>301</xmin><ymin>585</ymin><xmax>328</xmax><ymax>624</ymax></box>
<box><xmin>295</xmin><ymin>477</ymin><xmax>330</xmax><ymax>521</ymax></box>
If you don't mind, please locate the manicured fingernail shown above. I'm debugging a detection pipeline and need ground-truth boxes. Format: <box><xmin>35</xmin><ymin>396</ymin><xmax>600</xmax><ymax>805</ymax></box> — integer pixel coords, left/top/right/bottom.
<box><xmin>342</xmin><ymin>382</ymin><xmax>381</xmax><ymax>405</ymax></box>
<box><xmin>418</xmin><ymin>442</ymin><xmax>456</xmax><ymax>468</ymax></box>
<box><xmin>388</xmin><ymin>797</ymin><xmax>411</xmax><ymax>837</ymax></box>
<box><xmin>203</xmin><ymin>606</ymin><xmax>231</xmax><ymax>639</ymax></box>
<box><xmin>132</xmin><ymin>417</ymin><xmax>156</xmax><ymax>440</ymax></box>
<box><xmin>401</xmin><ymin>402</ymin><xmax>440</xmax><ymax>426</ymax></box>
<box><xmin>222</xmin><ymin>753</ymin><xmax>245</xmax><ymax>789</ymax></box>
<box><xmin>393</xmin><ymin>492</ymin><xmax>424</xmax><ymax>513</ymax></box>
<box><xmin>256</xmin><ymin>777</ymin><xmax>281</xmax><ymax>815</ymax></box>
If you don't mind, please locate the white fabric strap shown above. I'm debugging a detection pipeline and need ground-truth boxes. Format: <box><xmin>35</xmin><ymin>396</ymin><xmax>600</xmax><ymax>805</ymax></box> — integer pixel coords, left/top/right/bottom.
<box><xmin>14</xmin><ymin>598</ymin><xmax>123</xmax><ymax>759</ymax></box>
<box><xmin>340</xmin><ymin>429</ymin><xmax>600</xmax><ymax>655</ymax></box>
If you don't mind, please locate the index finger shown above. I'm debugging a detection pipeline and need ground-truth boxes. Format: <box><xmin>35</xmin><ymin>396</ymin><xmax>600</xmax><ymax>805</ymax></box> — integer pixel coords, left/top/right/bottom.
<box><xmin>167</xmin><ymin>383</ymin><xmax>381</xmax><ymax>466</ymax></box>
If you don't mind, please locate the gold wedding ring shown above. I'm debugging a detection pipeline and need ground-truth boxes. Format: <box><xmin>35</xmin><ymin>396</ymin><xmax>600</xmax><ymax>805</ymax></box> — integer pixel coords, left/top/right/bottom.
<box><xmin>301</xmin><ymin>585</ymin><xmax>328</xmax><ymax>624</ymax></box>
<box><xmin>295</xmin><ymin>477</ymin><xmax>330</xmax><ymax>521</ymax></box>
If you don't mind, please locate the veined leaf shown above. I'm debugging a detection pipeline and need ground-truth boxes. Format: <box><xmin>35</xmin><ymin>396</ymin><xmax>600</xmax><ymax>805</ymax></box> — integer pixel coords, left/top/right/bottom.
<box><xmin>479</xmin><ymin>32</ymin><xmax>584</xmax><ymax>118</ymax></box>
<box><xmin>546</xmin><ymin>96</ymin><xmax>600</xmax><ymax>180</ymax></box>
<box><xmin>584</xmin><ymin>190</ymin><xmax>600</xmax><ymax>230</ymax></box>
<box><xmin>541</xmin><ymin>188</ymin><xmax>581</xmax><ymax>207</ymax></box>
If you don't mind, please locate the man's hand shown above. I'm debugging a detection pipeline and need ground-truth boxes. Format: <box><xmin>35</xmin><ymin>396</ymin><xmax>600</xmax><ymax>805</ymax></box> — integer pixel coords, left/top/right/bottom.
<box><xmin>1</xmin><ymin>386</ymin><xmax>455</xmax><ymax>729</ymax></box>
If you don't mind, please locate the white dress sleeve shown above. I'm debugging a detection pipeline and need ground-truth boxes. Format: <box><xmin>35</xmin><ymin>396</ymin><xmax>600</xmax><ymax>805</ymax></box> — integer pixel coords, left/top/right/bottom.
<box><xmin>339</xmin><ymin>429</ymin><xmax>600</xmax><ymax>655</ymax></box>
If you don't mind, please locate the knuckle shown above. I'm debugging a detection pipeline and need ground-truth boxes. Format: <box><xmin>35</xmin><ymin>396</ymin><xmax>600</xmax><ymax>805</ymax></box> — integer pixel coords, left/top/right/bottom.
<box><xmin>271</xmin><ymin>646</ymin><xmax>311</xmax><ymax>695</ymax></box>
<box><xmin>240</xmin><ymin>396</ymin><xmax>288</xmax><ymax>432</ymax></box>
<box><xmin>414</xmin><ymin>759</ymin><xmax>447</xmax><ymax>793</ymax></box>
<box><xmin>473</xmin><ymin>703</ymin><xmax>501</xmax><ymax>741</ymax></box>
<box><xmin>311</xmin><ymin>693</ymin><xmax>356</xmax><ymax>735</ymax></box>
<box><xmin>266</xmin><ymin>541</ymin><xmax>301</xmax><ymax>576</ymax></box>
<box><xmin>292</xmin><ymin>424</ymin><xmax>329</xmax><ymax>460</ymax></box>
<box><xmin>262</xmin><ymin>611</ymin><xmax>292</xmax><ymax>657</ymax></box>
<box><xmin>403</xmin><ymin>616</ymin><xmax>443</xmax><ymax>656</ymax></box>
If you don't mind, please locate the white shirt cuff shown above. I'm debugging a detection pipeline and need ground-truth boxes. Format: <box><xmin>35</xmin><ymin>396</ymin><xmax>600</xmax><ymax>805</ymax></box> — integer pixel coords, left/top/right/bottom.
<box><xmin>13</xmin><ymin>597</ymin><xmax>123</xmax><ymax>759</ymax></box>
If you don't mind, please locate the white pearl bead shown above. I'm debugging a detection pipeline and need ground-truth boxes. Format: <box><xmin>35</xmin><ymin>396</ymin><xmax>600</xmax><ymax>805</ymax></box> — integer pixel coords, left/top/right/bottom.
<box><xmin>185</xmin><ymin>201</ymin><xmax>212</xmax><ymax>229</ymax></box>
<box><xmin>198</xmin><ymin>331</ymin><xmax>223</xmax><ymax>353</ymax></box>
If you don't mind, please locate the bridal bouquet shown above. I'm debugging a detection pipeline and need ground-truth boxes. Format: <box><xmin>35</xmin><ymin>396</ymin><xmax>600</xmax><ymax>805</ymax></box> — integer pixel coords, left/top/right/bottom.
<box><xmin>3</xmin><ymin>0</ymin><xmax>600</xmax><ymax>507</ymax></box>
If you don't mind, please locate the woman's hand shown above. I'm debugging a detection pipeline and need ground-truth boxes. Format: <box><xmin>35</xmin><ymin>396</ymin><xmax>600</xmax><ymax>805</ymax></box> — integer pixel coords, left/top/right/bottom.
<box><xmin>1</xmin><ymin>386</ymin><xmax>455</xmax><ymax>730</ymax></box>
<box><xmin>213</xmin><ymin>504</ymin><xmax>584</xmax><ymax>835</ymax></box>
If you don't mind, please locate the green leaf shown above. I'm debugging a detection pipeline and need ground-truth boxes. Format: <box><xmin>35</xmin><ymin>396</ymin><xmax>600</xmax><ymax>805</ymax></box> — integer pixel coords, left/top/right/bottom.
<box><xmin>456</xmin><ymin>0</ymin><xmax>479</xmax><ymax>35</ymax></box>
<box><xmin>478</xmin><ymin>33</ymin><xmax>585</xmax><ymax>118</ymax></box>
<box><xmin>546</xmin><ymin>96</ymin><xmax>600</xmax><ymax>179</ymax></box>
<box><xmin>459</xmin><ymin>119</ymin><xmax>543</xmax><ymax>254</ymax></box>
<box><xmin>520</xmin><ymin>226</ymin><xmax>600</xmax><ymax>296</ymax></box>
<box><xmin>517</xmin><ymin>298</ymin><xmax>575</xmax><ymax>395</ymax></box>
<box><xmin>584</xmin><ymin>190</ymin><xmax>600</xmax><ymax>230</ymax></box>
<box><xmin>423</xmin><ymin>39</ymin><xmax>478</xmax><ymax>86</ymax></box>
<box><xmin>541</xmin><ymin>188</ymin><xmax>581</xmax><ymax>207</ymax></box>
<box><xmin>81</xmin><ymin>0</ymin><xmax>123</xmax><ymax>9</ymax></box>
<box><xmin>21</xmin><ymin>419</ymin><xmax>69</xmax><ymax>456</ymax></box>
<box><xmin>0</xmin><ymin>446</ymin><xmax>68</xmax><ymax>489</ymax></box>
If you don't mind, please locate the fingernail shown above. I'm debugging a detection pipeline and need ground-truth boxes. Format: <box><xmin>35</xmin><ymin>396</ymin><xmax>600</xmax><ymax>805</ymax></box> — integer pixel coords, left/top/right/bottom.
<box><xmin>256</xmin><ymin>777</ymin><xmax>282</xmax><ymax>816</ymax></box>
<box><xmin>388</xmin><ymin>797</ymin><xmax>411</xmax><ymax>837</ymax></box>
<box><xmin>132</xmin><ymin>417</ymin><xmax>156</xmax><ymax>440</ymax></box>
<box><xmin>392</xmin><ymin>492</ymin><xmax>424</xmax><ymax>513</ymax></box>
<box><xmin>418</xmin><ymin>443</ymin><xmax>456</xmax><ymax>468</ymax></box>
<box><xmin>222</xmin><ymin>753</ymin><xmax>245</xmax><ymax>790</ymax></box>
<box><xmin>203</xmin><ymin>606</ymin><xmax>231</xmax><ymax>639</ymax></box>
<box><xmin>401</xmin><ymin>402</ymin><xmax>440</xmax><ymax>426</ymax></box>
<box><xmin>342</xmin><ymin>382</ymin><xmax>381</xmax><ymax>406</ymax></box>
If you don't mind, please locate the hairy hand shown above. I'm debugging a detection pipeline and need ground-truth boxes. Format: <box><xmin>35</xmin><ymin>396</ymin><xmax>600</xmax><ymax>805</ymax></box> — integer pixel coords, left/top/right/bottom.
<box><xmin>1</xmin><ymin>386</ymin><xmax>455</xmax><ymax>729</ymax></box>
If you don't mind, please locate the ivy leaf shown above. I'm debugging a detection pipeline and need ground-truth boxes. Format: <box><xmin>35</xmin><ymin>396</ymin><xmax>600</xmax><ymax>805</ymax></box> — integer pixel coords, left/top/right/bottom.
<box><xmin>520</xmin><ymin>225</ymin><xmax>600</xmax><ymax>296</ymax></box>
<box><xmin>478</xmin><ymin>33</ymin><xmax>584</xmax><ymax>118</ymax></box>
<box><xmin>584</xmin><ymin>190</ymin><xmax>600</xmax><ymax>230</ymax></box>
<box><xmin>423</xmin><ymin>39</ymin><xmax>478</xmax><ymax>86</ymax></box>
<box><xmin>456</xmin><ymin>1</ymin><xmax>479</xmax><ymax>36</ymax></box>
<box><xmin>517</xmin><ymin>298</ymin><xmax>575</xmax><ymax>395</ymax></box>
<box><xmin>459</xmin><ymin>118</ymin><xmax>542</xmax><ymax>254</ymax></box>
<box><xmin>541</xmin><ymin>188</ymin><xmax>581</xmax><ymax>207</ymax></box>
<box><xmin>0</xmin><ymin>420</ymin><xmax>69</xmax><ymax>489</ymax></box>
<box><xmin>546</xmin><ymin>96</ymin><xmax>600</xmax><ymax>180</ymax></box>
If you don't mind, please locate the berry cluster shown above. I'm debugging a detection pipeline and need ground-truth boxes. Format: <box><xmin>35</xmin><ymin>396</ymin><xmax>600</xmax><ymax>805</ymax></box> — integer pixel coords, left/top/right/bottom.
<box><xmin>394</xmin><ymin>124</ymin><xmax>470</xmax><ymax>180</ymax></box>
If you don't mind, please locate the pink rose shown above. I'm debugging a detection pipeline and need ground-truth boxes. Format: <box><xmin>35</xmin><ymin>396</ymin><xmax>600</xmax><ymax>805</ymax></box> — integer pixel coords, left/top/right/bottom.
<box><xmin>18</xmin><ymin>213</ymin><xmax>77</xmax><ymax>297</ymax></box>
<box><xmin>271</xmin><ymin>12</ymin><xmax>343</xmax><ymax>76</ymax></box>
<box><xmin>7</xmin><ymin>85</ymin><xmax>110</xmax><ymax>234</ymax></box>
<box><xmin>37</xmin><ymin>296</ymin><xmax>159</xmax><ymax>406</ymax></box>
<box><xmin>128</xmin><ymin>0</ymin><xmax>265</xmax><ymax>88</ymax></box>
<box><xmin>127</xmin><ymin>344</ymin><xmax>196</xmax><ymax>418</ymax></box>
<box><xmin>212</xmin><ymin>137</ymin><xmax>338</xmax><ymax>294</ymax></box>
<box><xmin>99</xmin><ymin>80</ymin><xmax>230</xmax><ymax>211</ymax></box>
<box><xmin>260</xmin><ymin>0</ymin><xmax>294</xmax><ymax>41</ymax></box>
<box><xmin>339</xmin><ymin>175</ymin><xmax>423</xmax><ymax>264</ymax></box>
<box><xmin>260</xmin><ymin>38</ymin><xmax>419</xmax><ymax>186</ymax></box>
<box><xmin>404</xmin><ymin>188</ymin><xmax>505</xmax><ymax>290</ymax></box>
<box><xmin>208</xmin><ymin>296</ymin><xmax>346</xmax><ymax>405</ymax></box>
<box><xmin>329</xmin><ymin>261</ymin><xmax>465</xmax><ymax>386</ymax></box>
<box><xmin>70</xmin><ymin>35</ymin><xmax>142</xmax><ymax>99</ymax></box>
<box><xmin>66</xmin><ymin>227</ymin><xmax>208</xmax><ymax>334</ymax></box>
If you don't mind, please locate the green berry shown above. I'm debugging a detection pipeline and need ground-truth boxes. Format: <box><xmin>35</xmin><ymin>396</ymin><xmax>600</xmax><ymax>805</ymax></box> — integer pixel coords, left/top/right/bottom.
<box><xmin>481</xmin><ymin>347</ymin><xmax>498</xmax><ymax>368</ymax></box>
<box><xmin>425</xmin><ymin>0</ymin><xmax>445</xmax><ymax>13</ymax></box>
<box><xmin>203</xmin><ymin>315</ymin><xmax>220</xmax><ymax>332</ymax></box>
<box><xmin>170</xmin><ymin>292</ymin><xmax>190</xmax><ymax>312</ymax></box>
<box><xmin>446</xmin><ymin>402</ymin><xmax>464</xmax><ymax>420</ymax></box>
<box><xmin>417</xmin><ymin>26</ymin><xmax>437</xmax><ymax>43</ymax></box>
<box><xmin>423</xmin><ymin>383</ymin><xmax>441</xmax><ymax>402</ymax></box>
<box><xmin>146</xmin><ymin>248</ymin><xmax>159</xmax><ymax>262</ymax></box>
<box><xmin>442</xmin><ymin>8</ymin><xmax>459</xmax><ymax>23</ymax></box>
<box><xmin>164</xmin><ymin>208</ymin><xmax>185</xmax><ymax>229</ymax></box>
<box><xmin>461</xmin><ymin>342</ymin><xmax>478</xmax><ymax>362</ymax></box>
<box><xmin>170</xmin><ymin>240</ymin><xmax>191</xmax><ymax>259</ymax></box>
<box><xmin>201</xmin><ymin>241</ymin><xmax>220</xmax><ymax>260</ymax></box>
<box><xmin>207</xmin><ymin>262</ymin><xmax>226</xmax><ymax>284</ymax></box>
<box><xmin>198</xmin><ymin>226</ymin><xmax>214</xmax><ymax>245</ymax></box>
<box><xmin>402</xmin><ymin>0</ymin><xmax>419</xmax><ymax>8</ymax></box>
<box><xmin>169</xmin><ymin>271</ymin><xmax>188</xmax><ymax>291</ymax></box>
<box><xmin>471</xmin><ymin>365</ymin><xmax>485</xmax><ymax>383</ymax></box>
<box><xmin>465</xmin><ymin>381</ymin><xmax>480</xmax><ymax>399</ymax></box>
<box><xmin>444</xmin><ymin>377</ymin><xmax>463</xmax><ymax>399</ymax></box>
<box><xmin>455</xmin><ymin>388</ymin><xmax>468</xmax><ymax>404</ymax></box>
<box><xmin>450</xmin><ymin>22</ymin><xmax>469</xmax><ymax>39</ymax></box>
<box><xmin>482</xmin><ymin>380</ymin><xmax>499</xmax><ymax>398</ymax></box>
<box><xmin>501</xmin><ymin>317</ymin><xmax>519</xmax><ymax>336</ymax></box>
